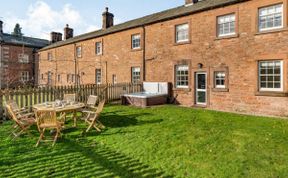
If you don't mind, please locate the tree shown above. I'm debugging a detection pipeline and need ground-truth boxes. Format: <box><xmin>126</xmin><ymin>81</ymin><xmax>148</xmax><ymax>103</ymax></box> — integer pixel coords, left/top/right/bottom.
<box><xmin>11</xmin><ymin>23</ymin><xmax>23</xmax><ymax>37</ymax></box>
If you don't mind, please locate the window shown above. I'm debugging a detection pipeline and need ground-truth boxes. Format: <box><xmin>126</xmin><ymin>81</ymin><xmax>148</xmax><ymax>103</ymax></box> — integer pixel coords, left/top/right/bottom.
<box><xmin>259</xmin><ymin>4</ymin><xmax>283</xmax><ymax>32</ymax></box>
<box><xmin>176</xmin><ymin>24</ymin><xmax>189</xmax><ymax>43</ymax></box>
<box><xmin>112</xmin><ymin>74</ymin><xmax>117</xmax><ymax>84</ymax></box>
<box><xmin>20</xmin><ymin>71</ymin><xmax>29</xmax><ymax>82</ymax></box>
<box><xmin>67</xmin><ymin>74</ymin><xmax>70</xmax><ymax>82</ymax></box>
<box><xmin>41</xmin><ymin>74</ymin><xmax>44</xmax><ymax>80</ymax></box>
<box><xmin>48</xmin><ymin>52</ymin><xmax>52</xmax><ymax>61</ymax></box>
<box><xmin>96</xmin><ymin>69</ymin><xmax>102</xmax><ymax>84</ymax></box>
<box><xmin>57</xmin><ymin>74</ymin><xmax>61</xmax><ymax>82</ymax></box>
<box><xmin>96</xmin><ymin>42</ymin><xmax>102</xmax><ymax>55</ymax></box>
<box><xmin>217</xmin><ymin>14</ymin><xmax>235</xmax><ymax>37</ymax></box>
<box><xmin>175</xmin><ymin>65</ymin><xmax>189</xmax><ymax>88</ymax></box>
<box><xmin>76</xmin><ymin>46</ymin><xmax>82</xmax><ymax>58</ymax></box>
<box><xmin>18</xmin><ymin>54</ymin><xmax>29</xmax><ymax>63</ymax></box>
<box><xmin>47</xmin><ymin>71</ymin><xmax>52</xmax><ymax>85</ymax></box>
<box><xmin>132</xmin><ymin>34</ymin><xmax>141</xmax><ymax>49</ymax></box>
<box><xmin>215</xmin><ymin>72</ymin><xmax>226</xmax><ymax>88</ymax></box>
<box><xmin>131</xmin><ymin>67</ymin><xmax>141</xmax><ymax>83</ymax></box>
<box><xmin>259</xmin><ymin>60</ymin><xmax>283</xmax><ymax>91</ymax></box>
<box><xmin>72</xmin><ymin>74</ymin><xmax>75</xmax><ymax>83</ymax></box>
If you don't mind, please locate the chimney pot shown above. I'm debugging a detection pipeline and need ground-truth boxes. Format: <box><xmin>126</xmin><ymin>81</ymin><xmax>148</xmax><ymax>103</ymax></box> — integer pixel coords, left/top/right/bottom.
<box><xmin>50</xmin><ymin>32</ymin><xmax>62</xmax><ymax>43</ymax></box>
<box><xmin>185</xmin><ymin>0</ymin><xmax>199</xmax><ymax>6</ymax></box>
<box><xmin>102</xmin><ymin>7</ymin><xmax>114</xmax><ymax>29</ymax></box>
<box><xmin>64</xmin><ymin>24</ymin><xmax>73</xmax><ymax>40</ymax></box>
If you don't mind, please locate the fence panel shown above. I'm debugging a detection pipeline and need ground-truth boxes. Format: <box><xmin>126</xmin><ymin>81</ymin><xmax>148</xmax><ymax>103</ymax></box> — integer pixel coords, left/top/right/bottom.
<box><xmin>0</xmin><ymin>83</ymin><xmax>142</xmax><ymax>120</ymax></box>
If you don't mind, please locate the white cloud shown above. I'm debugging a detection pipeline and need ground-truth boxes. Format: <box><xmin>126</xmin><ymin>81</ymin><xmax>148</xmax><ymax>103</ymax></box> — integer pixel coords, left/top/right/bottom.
<box><xmin>3</xmin><ymin>1</ymin><xmax>100</xmax><ymax>40</ymax></box>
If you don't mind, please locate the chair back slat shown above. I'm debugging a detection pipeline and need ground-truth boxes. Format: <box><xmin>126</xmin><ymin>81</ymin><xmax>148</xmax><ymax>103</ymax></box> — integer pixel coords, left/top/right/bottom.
<box><xmin>87</xmin><ymin>95</ymin><xmax>98</xmax><ymax>107</ymax></box>
<box><xmin>63</xmin><ymin>94</ymin><xmax>76</xmax><ymax>102</ymax></box>
<box><xmin>6</xmin><ymin>100</ymin><xmax>20</xmax><ymax>112</ymax></box>
<box><xmin>35</xmin><ymin>109</ymin><xmax>57</xmax><ymax>127</ymax></box>
<box><xmin>96</xmin><ymin>100</ymin><xmax>106</xmax><ymax>114</ymax></box>
<box><xmin>6</xmin><ymin>104</ymin><xmax>22</xmax><ymax>126</ymax></box>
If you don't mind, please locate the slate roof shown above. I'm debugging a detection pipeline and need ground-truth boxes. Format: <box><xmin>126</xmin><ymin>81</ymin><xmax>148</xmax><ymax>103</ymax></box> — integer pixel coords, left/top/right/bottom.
<box><xmin>40</xmin><ymin>0</ymin><xmax>248</xmax><ymax>51</ymax></box>
<box><xmin>0</xmin><ymin>33</ymin><xmax>49</xmax><ymax>48</ymax></box>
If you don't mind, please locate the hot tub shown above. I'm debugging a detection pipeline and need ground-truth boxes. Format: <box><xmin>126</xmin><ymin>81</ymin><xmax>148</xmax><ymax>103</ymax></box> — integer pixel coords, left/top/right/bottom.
<box><xmin>122</xmin><ymin>82</ymin><xmax>169</xmax><ymax>107</ymax></box>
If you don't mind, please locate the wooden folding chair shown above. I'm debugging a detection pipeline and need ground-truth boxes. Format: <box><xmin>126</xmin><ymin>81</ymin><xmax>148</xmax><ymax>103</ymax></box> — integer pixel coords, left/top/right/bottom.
<box><xmin>63</xmin><ymin>93</ymin><xmax>76</xmax><ymax>103</ymax></box>
<box><xmin>5</xmin><ymin>104</ymin><xmax>36</xmax><ymax>140</ymax></box>
<box><xmin>6</xmin><ymin>100</ymin><xmax>34</xmax><ymax>117</ymax></box>
<box><xmin>80</xmin><ymin>95</ymin><xmax>98</xmax><ymax>114</ymax></box>
<box><xmin>83</xmin><ymin>99</ymin><xmax>106</xmax><ymax>133</ymax></box>
<box><xmin>34</xmin><ymin>109</ymin><xmax>65</xmax><ymax>147</ymax></box>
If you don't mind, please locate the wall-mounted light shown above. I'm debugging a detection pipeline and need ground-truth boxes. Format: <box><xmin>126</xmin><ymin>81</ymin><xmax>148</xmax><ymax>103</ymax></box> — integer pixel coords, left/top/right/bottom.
<box><xmin>197</xmin><ymin>63</ymin><xmax>203</xmax><ymax>69</ymax></box>
<box><xmin>81</xmin><ymin>72</ymin><xmax>85</xmax><ymax>75</ymax></box>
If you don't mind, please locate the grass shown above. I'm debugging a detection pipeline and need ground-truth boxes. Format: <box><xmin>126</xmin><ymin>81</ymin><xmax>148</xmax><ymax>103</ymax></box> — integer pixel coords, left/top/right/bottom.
<box><xmin>1</xmin><ymin>104</ymin><xmax>288</xmax><ymax>178</ymax></box>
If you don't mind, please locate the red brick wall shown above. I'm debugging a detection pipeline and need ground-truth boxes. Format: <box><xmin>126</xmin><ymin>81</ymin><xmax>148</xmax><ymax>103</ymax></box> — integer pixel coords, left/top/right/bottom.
<box><xmin>1</xmin><ymin>44</ymin><xmax>37</xmax><ymax>87</ymax></box>
<box><xmin>38</xmin><ymin>0</ymin><xmax>288</xmax><ymax>117</ymax></box>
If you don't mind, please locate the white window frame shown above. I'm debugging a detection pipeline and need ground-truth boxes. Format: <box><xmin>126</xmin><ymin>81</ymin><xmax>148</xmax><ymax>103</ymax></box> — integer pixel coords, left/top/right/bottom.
<box><xmin>96</xmin><ymin>69</ymin><xmax>102</xmax><ymax>84</ymax></box>
<box><xmin>18</xmin><ymin>54</ymin><xmax>29</xmax><ymax>63</ymax></box>
<box><xmin>96</xmin><ymin>42</ymin><xmax>102</xmax><ymax>55</ymax></box>
<box><xmin>112</xmin><ymin>74</ymin><xmax>117</xmax><ymax>84</ymax></box>
<box><xmin>217</xmin><ymin>14</ymin><xmax>236</xmax><ymax>37</ymax></box>
<box><xmin>214</xmin><ymin>72</ymin><xmax>226</xmax><ymax>89</ymax></box>
<box><xmin>131</xmin><ymin>67</ymin><xmax>141</xmax><ymax>83</ymax></box>
<box><xmin>175</xmin><ymin>24</ymin><xmax>189</xmax><ymax>43</ymax></box>
<box><xmin>259</xmin><ymin>60</ymin><xmax>283</xmax><ymax>92</ymax></box>
<box><xmin>76</xmin><ymin>46</ymin><xmax>82</xmax><ymax>58</ymax></box>
<box><xmin>132</xmin><ymin>34</ymin><xmax>141</xmax><ymax>49</ymax></box>
<box><xmin>20</xmin><ymin>71</ymin><xmax>29</xmax><ymax>82</ymax></box>
<box><xmin>175</xmin><ymin>65</ymin><xmax>189</xmax><ymax>88</ymax></box>
<box><xmin>48</xmin><ymin>52</ymin><xmax>52</xmax><ymax>61</ymax></box>
<box><xmin>258</xmin><ymin>4</ymin><xmax>283</xmax><ymax>32</ymax></box>
<box><xmin>47</xmin><ymin>71</ymin><xmax>52</xmax><ymax>84</ymax></box>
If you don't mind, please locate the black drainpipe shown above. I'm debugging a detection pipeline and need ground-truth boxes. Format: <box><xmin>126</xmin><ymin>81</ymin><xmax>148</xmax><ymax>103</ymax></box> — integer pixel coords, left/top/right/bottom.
<box><xmin>142</xmin><ymin>26</ymin><xmax>146</xmax><ymax>82</ymax></box>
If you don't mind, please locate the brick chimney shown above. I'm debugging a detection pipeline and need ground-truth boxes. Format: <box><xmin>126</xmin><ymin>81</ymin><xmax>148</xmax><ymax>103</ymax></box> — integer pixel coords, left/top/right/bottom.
<box><xmin>0</xmin><ymin>20</ymin><xmax>3</xmax><ymax>34</ymax></box>
<box><xmin>64</xmin><ymin>24</ymin><xmax>73</xmax><ymax>40</ymax></box>
<box><xmin>102</xmin><ymin>7</ymin><xmax>114</xmax><ymax>29</ymax></box>
<box><xmin>50</xmin><ymin>32</ymin><xmax>62</xmax><ymax>43</ymax></box>
<box><xmin>185</xmin><ymin>0</ymin><xmax>199</xmax><ymax>6</ymax></box>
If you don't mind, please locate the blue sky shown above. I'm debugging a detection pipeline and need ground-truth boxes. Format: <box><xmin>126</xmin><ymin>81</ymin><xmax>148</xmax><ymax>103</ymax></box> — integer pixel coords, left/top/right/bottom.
<box><xmin>0</xmin><ymin>0</ymin><xmax>183</xmax><ymax>40</ymax></box>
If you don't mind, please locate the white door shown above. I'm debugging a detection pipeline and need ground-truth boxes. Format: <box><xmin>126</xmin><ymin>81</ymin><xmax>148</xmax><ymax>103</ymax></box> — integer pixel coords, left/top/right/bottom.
<box><xmin>195</xmin><ymin>72</ymin><xmax>207</xmax><ymax>105</ymax></box>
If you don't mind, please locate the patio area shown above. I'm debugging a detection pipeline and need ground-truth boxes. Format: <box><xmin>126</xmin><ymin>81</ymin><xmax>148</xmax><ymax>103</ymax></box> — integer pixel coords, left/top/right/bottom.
<box><xmin>1</xmin><ymin>104</ymin><xmax>288</xmax><ymax>177</ymax></box>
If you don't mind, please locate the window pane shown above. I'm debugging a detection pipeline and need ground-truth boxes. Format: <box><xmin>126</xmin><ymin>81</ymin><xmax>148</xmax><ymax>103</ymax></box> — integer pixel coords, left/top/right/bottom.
<box><xmin>259</xmin><ymin>4</ymin><xmax>283</xmax><ymax>31</ymax></box>
<box><xmin>175</xmin><ymin>65</ymin><xmax>189</xmax><ymax>88</ymax></box>
<box><xmin>259</xmin><ymin>61</ymin><xmax>282</xmax><ymax>91</ymax></box>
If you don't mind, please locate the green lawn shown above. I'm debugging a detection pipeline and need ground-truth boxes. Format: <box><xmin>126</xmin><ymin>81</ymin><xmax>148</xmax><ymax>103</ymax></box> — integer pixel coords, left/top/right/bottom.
<box><xmin>1</xmin><ymin>105</ymin><xmax>288</xmax><ymax>178</ymax></box>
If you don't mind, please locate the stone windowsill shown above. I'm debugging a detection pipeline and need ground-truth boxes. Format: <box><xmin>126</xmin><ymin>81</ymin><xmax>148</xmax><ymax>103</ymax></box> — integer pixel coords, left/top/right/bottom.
<box><xmin>214</xmin><ymin>34</ymin><xmax>239</xmax><ymax>40</ymax></box>
<box><xmin>173</xmin><ymin>88</ymin><xmax>191</xmax><ymax>92</ymax></box>
<box><xmin>174</xmin><ymin>40</ymin><xmax>191</xmax><ymax>46</ymax></box>
<box><xmin>254</xmin><ymin>27</ymin><xmax>288</xmax><ymax>36</ymax></box>
<box><xmin>212</xmin><ymin>88</ymin><xmax>229</xmax><ymax>92</ymax></box>
<box><xmin>255</xmin><ymin>91</ymin><xmax>288</xmax><ymax>97</ymax></box>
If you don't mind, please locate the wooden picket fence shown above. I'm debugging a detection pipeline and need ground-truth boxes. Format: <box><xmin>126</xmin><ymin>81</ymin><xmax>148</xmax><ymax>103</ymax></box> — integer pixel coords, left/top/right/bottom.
<box><xmin>0</xmin><ymin>82</ymin><xmax>142</xmax><ymax>120</ymax></box>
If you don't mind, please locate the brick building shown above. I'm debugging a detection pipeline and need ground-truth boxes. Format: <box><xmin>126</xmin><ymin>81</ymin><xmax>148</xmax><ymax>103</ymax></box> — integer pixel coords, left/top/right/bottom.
<box><xmin>0</xmin><ymin>21</ymin><xmax>49</xmax><ymax>88</ymax></box>
<box><xmin>38</xmin><ymin>0</ymin><xmax>288</xmax><ymax>117</ymax></box>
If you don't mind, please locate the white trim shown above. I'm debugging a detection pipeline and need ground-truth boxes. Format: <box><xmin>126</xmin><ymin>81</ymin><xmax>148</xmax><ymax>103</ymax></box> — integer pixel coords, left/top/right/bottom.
<box><xmin>258</xmin><ymin>3</ymin><xmax>283</xmax><ymax>32</ymax></box>
<box><xmin>195</xmin><ymin>72</ymin><xmax>207</xmax><ymax>105</ymax></box>
<box><xmin>259</xmin><ymin>60</ymin><xmax>283</xmax><ymax>92</ymax></box>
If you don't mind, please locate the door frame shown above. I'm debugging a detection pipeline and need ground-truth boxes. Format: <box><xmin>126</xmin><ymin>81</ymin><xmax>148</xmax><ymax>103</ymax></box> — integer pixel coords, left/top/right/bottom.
<box><xmin>195</xmin><ymin>72</ymin><xmax>207</xmax><ymax>105</ymax></box>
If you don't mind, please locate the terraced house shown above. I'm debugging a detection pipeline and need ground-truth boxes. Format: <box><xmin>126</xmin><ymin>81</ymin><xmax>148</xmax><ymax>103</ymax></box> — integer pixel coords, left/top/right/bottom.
<box><xmin>0</xmin><ymin>21</ymin><xmax>49</xmax><ymax>88</ymax></box>
<box><xmin>38</xmin><ymin>0</ymin><xmax>288</xmax><ymax>117</ymax></box>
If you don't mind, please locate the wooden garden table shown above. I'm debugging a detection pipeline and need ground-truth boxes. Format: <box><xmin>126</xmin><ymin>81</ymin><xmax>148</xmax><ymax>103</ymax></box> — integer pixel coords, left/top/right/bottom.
<box><xmin>33</xmin><ymin>102</ymin><xmax>85</xmax><ymax>127</ymax></box>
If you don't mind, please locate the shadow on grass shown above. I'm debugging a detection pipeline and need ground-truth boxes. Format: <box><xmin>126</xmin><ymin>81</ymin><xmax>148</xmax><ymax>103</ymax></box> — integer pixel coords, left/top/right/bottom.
<box><xmin>101</xmin><ymin>113</ymin><xmax>163</xmax><ymax>128</ymax></box>
<box><xmin>61</xmin><ymin>138</ymin><xmax>174</xmax><ymax>178</ymax></box>
<box><xmin>0</xmin><ymin>136</ymin><xmax>173</xmax><ymax>178</ymax></box>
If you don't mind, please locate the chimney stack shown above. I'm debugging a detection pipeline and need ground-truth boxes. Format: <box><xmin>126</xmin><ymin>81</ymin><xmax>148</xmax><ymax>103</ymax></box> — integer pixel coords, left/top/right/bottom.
<box><xmin>185</xmin><ymin>0</ymin><xmax>199</xmax><ymax>6</ymax></box>
<box><xmin>50</xmin><ymin>32</ymin><xmax>62</xmax><ymax>43</ymax></box>
<box><xmin>64</xmin><ymin>24</ymin><xmax>73</xmax><ymax>40</ymax></box>
<box><xmin>0</xmin><ymin>20</ymin><xmax>3</xmax><ymax>34</ymax></box>
<box><xmin>102</xmin><ymin>7</ymin><xmax>114</xmax><ymax>29</ymax></box>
